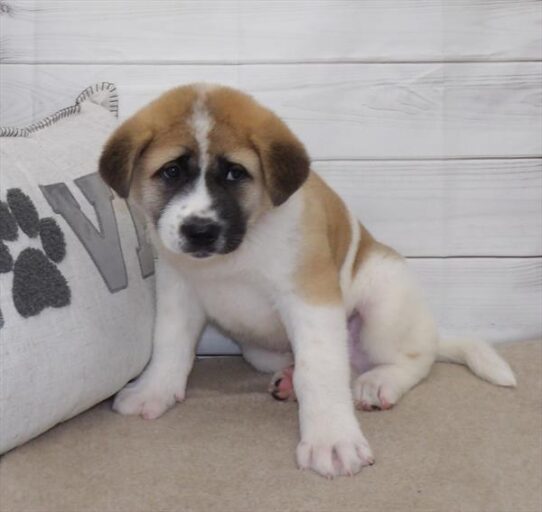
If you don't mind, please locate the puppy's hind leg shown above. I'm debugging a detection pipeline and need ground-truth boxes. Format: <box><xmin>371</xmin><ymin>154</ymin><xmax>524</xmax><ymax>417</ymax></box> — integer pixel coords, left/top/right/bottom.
<box><xmin>241</xmin><ymin>345</ymin><xmax>296</xmax><ymax>400</ymax></box>
<box><xmin>351</xmin><ymin>258</ymin><xmax>438</xmax><ymax>411</ymax></box>
<box><xmin>241</xmin><ymin>345</ymin><xmax>293</xmax><ymax>373</ymax></box>
<box><xmin>353</xmin><ymin>354</ymin><xmax>434</xmax><ymax>411</ymax></box>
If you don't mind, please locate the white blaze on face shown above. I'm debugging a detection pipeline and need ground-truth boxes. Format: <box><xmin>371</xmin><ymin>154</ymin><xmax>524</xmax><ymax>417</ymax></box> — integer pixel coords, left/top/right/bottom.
<box><xmin>181</xmin><ymin>92</ymin><xmax>217</xmax><ymax>219</ymax></box>
<box><xmin>157</xmin><ymin>89</ymin><xmax>218</xmax><ymax>253</ymax></box>
<box><xmin>191</xmin><ymin>91</ymin><xmax>214</xmax><ymax>172</ymax></box>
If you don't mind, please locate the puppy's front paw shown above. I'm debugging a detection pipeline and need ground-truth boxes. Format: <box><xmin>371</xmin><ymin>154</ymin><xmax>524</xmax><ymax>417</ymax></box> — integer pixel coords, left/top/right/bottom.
<box><xmin>112</xmin><ymin>377</ymin><xmax>184</xmax><ymax>420</ymax></box>
<box><xmin>297</xmin><ymin>427</ymin><xmax>374</xmax><ymax>478</ymax></box>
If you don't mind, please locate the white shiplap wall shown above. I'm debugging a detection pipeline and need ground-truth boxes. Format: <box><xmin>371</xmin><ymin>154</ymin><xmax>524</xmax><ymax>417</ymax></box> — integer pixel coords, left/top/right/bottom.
<box><xmin>1</xmin><ymin>0</ymin><xmax>541</xmax><ymax>352</ymax></box>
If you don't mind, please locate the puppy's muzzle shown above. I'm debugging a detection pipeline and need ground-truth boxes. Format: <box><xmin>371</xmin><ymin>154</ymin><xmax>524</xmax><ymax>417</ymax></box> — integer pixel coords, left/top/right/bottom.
<box><xmin>180</xmin><ymin>216</ymin><xmax>221</xmax><ymax>256</ymax></box>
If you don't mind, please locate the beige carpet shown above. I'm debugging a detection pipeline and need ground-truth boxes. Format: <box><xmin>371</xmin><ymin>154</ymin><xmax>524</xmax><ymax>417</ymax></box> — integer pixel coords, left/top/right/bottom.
<box><xmin>1</xmin><ymin>341</ymin><xmax>541</xmax><ymax>512</ymax></box>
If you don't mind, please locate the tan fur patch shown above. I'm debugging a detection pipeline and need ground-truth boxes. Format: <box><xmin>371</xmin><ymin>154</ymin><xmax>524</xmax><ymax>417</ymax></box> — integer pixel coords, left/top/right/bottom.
<box><xmin>352</xmin><ymin>223</ymin><xmax>376</xmax><ymax>274</ymax></box>
<box><xmin>295</xmin><ymin>172</ymin><xmax>354</xmax><ymax>304</ymax></box>
<box><xmin>207</xmin><ymin>88</ymin><xmax>310</xmax><ymax>206</ymax></box>
<box><xmin>99</xmin><ymin>85</ymin><xmax>200</xmax><ymax>198</ymax></box>
<box><xmin>294</xmin><ymin>173</ymin><xmax>400</xmax><ymax>304</ymax></box>
<box><xmin>352</xmin><ymin>227</ymin><xmax>401</xmax><ymax>277</ymax></box>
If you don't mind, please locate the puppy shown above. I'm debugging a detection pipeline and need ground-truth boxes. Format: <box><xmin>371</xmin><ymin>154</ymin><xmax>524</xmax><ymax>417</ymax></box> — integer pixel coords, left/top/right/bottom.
<box><xmin>99</xmin><ymin>84</ymin><xmax>516</xmax><ymax>478</ymax></box>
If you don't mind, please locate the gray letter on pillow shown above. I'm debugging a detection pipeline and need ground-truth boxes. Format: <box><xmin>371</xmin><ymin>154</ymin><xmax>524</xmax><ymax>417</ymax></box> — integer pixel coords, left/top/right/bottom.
<box><xmin>126</xmin><ymin>202</ymin><xmax>155</xmax><ymax>278</ymax></box>
<box><xmin>40</xmin><ymin>173</ymin><xmax>127</xmax><ymax>292</ymax></box>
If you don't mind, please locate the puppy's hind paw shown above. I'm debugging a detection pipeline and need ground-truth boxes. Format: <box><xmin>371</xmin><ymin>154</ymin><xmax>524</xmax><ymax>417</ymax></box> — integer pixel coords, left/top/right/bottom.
<box><xmin>354</xmin><ymin>371</ymin><xmax>399</xmax><ymax>411</ymax></box>
<box><xmin>268</xmin><ymin>365</ymin><xmax>296</xmax><ymax>401</ymax></box>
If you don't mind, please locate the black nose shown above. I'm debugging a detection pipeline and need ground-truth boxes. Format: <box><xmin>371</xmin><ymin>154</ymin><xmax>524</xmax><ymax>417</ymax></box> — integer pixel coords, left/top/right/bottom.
<box><xmin>181</xmin><ymin>217</ymin><xmax>221</xmax><ymax>247</ymax></box>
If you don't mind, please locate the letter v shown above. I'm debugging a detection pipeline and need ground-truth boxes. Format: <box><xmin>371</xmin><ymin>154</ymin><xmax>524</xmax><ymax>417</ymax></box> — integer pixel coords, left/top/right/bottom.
<box><xmin>40</xmin><ymin>173</ymin><xmax>128</xmax><ymax>292</ymax></box>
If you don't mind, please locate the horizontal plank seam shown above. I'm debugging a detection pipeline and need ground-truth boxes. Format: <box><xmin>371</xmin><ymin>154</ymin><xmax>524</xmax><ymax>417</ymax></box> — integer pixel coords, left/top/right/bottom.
<box><xmin>1</xmin><ymin>59</ymin><xmax>541</xmax><ymax>66</ymax></box>
<box><xmin>312</xmin><ymin>156</ymin><xmax>542</xmax><ymax>162</ymax></box>
<box><xmin>406</xmin><ymin>255</ymin><xmax>542</xmax><ymax>260</ymax></box>
<box><xmin>196</xmin><ymin>355</ymin><xmax>241</xmax><ymax>359</ymax></box>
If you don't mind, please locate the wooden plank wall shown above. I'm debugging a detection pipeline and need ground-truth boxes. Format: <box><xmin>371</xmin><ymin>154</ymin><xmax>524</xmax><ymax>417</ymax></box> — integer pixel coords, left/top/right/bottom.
<box><xmin>1</xmin><ymin>1</ymin><xmax>541</xmax><ymax>353</ymax></box>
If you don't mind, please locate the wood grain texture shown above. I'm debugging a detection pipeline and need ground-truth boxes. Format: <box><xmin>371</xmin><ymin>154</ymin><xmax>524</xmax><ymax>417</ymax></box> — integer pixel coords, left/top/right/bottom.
<box><xmin>197</xmin><ymin>257</ymin><xmax>542</xmax><ymax>353</ymax></box>
<box><xmin>1</xmin><ymin>1</ymin><xmax>540</xmax><ymax>348</ymax></box>
<box><xmin>1</xmin><ymin>0</ymin><xmax>540</xmax><ymax>63</ymax></box>
<box><xmin>314</xmin><ymin>159</ymin><xmax>542</xmax><ymax>257</ymax></box>
<box><xmin>2</xmin><ymin>62</ymin><xmax>541</xmax><ymax>158</ymax></box>
<box><xmin>410</xmin><ymin>258</ymin><xmax>542</xmax><ymax>343</ymax></box>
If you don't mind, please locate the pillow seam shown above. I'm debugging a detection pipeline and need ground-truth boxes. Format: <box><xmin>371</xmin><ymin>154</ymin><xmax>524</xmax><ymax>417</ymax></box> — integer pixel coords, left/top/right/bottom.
<box><xmin>0</xmin><ymin>82</ymin><xmax>118</xmax><ymax>138</ymax></box>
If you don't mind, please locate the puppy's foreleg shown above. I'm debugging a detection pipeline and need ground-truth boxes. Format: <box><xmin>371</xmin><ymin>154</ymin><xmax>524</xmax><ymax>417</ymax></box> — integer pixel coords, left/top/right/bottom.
<box><xmin>279</xmin><ymin>298</ymin><xmax>374</xmax><ymax>478</ymax></box>
<box><xmin>113</xmin><ymin>258</ymin><xmax>205</xmax><ymax>419</ymax></box>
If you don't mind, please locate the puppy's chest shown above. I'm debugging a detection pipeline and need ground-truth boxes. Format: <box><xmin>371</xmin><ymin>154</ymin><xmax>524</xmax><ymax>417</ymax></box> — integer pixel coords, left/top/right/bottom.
<box><xmin>195</xmin><ymin>277</ymin><xmax>290</xmax><ymax>350</ymax></box>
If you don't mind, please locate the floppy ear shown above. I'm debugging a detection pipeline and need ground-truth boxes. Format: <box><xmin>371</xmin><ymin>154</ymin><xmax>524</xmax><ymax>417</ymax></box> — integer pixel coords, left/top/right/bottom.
<box><xmin>255</xmin><ymin>125</ymin><xmax>310</xmax><ymax>206</ymax></box>
<box><xmin>98</xmin><ymin>121</ymin><xmax>153</xmax><ymax>198</ymax></box>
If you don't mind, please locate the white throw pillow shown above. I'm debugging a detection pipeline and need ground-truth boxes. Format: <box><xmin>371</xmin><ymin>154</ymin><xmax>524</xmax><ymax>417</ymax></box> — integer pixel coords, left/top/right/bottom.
<box><xmin>0</xmin><ymin>83</ymin><xmax>155</xmax><ymax>453</ymax></box>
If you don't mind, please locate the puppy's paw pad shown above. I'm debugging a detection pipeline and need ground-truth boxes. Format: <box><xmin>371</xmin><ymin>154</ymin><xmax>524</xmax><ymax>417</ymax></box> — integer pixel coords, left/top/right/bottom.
<box><xmin>113</xmin><ymin>381</ymin><xmax>181</xmax><ymax>419</ymax></box>
<box><xmin>269</xmin><ymin>365</ymin><xmax>296</xmax><ymax>401</ymax></box>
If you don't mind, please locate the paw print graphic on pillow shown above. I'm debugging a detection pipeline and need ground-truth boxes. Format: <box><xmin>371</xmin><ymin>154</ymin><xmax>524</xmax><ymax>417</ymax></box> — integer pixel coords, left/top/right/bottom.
<box><xmin>0</xmin><ymin>189</ymin><xmax>70</xmax><ymax>320</ymax></box>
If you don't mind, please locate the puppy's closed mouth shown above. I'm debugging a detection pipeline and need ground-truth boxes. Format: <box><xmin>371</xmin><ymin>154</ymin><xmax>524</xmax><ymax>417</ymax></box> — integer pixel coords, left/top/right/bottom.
<box><xmin>190</xmin><ymin>250</ymin><xmax>214</xmax><ymax>259</ymax></box>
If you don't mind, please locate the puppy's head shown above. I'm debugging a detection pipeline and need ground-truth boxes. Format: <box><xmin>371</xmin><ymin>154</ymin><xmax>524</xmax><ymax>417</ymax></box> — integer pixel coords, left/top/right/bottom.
<box><xmin>99</xmin><ymin>84</ymin><xmax>310</xmax><ymax>258</ymax></box>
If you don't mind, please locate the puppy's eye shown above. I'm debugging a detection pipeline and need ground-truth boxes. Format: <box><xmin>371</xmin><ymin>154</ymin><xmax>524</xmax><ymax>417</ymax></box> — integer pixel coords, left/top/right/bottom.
<box><xmin>158</xmin><ymin>155</ymin><xmax>190</xmax><ymax>182</ymax></box>
<box><xmin>160</xmin><ymin>164</ymin><xmax>181</xmax><ymax>181</ymax></box>
<box><xmin>225</xmin><ymin>163</ymin><xmax>249</xmax><ymax>182</ymax></box>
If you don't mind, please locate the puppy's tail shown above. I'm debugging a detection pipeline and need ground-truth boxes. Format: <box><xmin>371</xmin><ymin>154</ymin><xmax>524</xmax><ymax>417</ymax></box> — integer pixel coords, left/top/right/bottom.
<box><xmin>436</xmin><ymin>338</ymin><xmax>516</xmax><ymax>387</ymax></box>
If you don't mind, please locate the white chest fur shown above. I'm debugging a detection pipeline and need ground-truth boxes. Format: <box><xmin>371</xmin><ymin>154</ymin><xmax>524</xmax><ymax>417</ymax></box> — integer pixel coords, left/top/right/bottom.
<box><xmin>195</xmin><ymin>274</ymin><xmax>290</xmax><ymax>351</ymax></box>
<box><xmin>159</xmin><ymin>193</ymin><xmax>304</xmax><ymax>352</ymax></box>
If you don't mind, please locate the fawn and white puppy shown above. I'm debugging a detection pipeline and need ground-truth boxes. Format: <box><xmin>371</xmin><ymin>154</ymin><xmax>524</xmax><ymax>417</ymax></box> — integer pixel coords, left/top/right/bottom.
<box><xmin>99</xmin><ymin>84</ymin><xmax>516</xmax><ymax>478</ymax></box>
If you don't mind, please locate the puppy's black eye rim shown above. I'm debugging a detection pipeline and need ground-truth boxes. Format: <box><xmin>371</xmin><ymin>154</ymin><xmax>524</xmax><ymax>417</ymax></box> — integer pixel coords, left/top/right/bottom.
<box><xmin>157</xmin><ymin>155</ymin><xmax>191</xmax><ymax>182</ymax></box>
<box><xmin>160</xmin><ymin>163</ymin><xmax>181</xmax><ymax>181</ymax></box>
<box><xmin>225</xmin><ymin>163</ymin><xmax>250</xmax><ymax>182</ymax></box>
